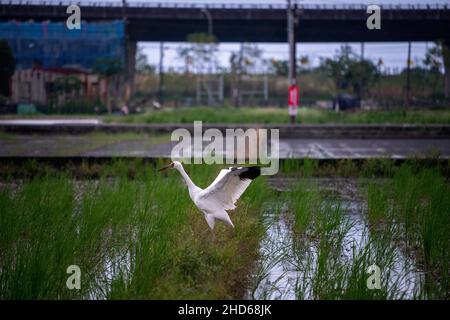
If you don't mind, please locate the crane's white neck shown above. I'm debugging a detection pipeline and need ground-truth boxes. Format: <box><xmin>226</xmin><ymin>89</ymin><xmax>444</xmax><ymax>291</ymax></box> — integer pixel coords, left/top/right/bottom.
<box><xmin>175</xmin><ymin>164</ymin><xmax>199</xmax><ymax>193</ymax></box>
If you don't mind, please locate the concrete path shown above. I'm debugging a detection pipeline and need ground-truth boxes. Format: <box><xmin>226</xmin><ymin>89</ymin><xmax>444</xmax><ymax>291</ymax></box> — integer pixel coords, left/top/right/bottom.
<box><xmin>0</xmin><ymin>134</ymin><xmax>448</xmax><ymax>159</ymax></box>
<box><xmin>0</xmin><ymin>119</ymin><xmax>100</xmax><ymax>125</ymax></box>
<box><xmin>83</xmin><ymin>139</ymin><xmax>449</xmax><ymax>159</ymax></box>
<box><xmin>278</xmin><ymin>139</ymin><xmax>450</xmax><ymax>159</ymax></box>
<box><xmin>1</xmin><ymin>120</ymin><xmax>449</xmax><ymax>139</ymax></box>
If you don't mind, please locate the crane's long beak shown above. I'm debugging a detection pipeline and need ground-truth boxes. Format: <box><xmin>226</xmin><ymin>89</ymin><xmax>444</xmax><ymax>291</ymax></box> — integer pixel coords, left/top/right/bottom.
<box><xmin>158</xmin><ymin>163</ymin><xmax>174</xmax><ymax>172</ymax></box>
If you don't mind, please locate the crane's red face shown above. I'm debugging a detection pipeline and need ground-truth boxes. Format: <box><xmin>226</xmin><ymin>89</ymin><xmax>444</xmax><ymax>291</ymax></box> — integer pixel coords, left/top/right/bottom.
<box><xmin>158</xmin><ymin>162</ymin><xmax>175</xmax><ymax>172</ymax></box>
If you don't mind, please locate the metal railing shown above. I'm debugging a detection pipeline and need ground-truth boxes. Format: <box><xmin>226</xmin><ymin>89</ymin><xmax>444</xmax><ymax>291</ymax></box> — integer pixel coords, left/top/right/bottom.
<box><xmin>1</xmin><ymin>0</ymin><xmax>449</xmax><ymax>10</ymax></box>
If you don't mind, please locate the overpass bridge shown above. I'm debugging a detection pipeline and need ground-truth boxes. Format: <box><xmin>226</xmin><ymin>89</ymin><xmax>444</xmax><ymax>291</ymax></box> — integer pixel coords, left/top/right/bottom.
<box><xmin>1</xmin><ymin>1</ymin><xmax>450</xmax><ymax>43</ymax></box>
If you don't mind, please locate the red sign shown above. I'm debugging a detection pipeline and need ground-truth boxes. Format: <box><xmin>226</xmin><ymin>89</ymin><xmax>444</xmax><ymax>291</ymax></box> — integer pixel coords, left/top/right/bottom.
<box><xmin>288</xmin><ymin>85</ymin><xmax>299</xmax><ymax>106</ymax></box>
<box><xmin>288</xmin><ymin>85</ymin><xmax>299</xmax><ymax>116</ymax></box>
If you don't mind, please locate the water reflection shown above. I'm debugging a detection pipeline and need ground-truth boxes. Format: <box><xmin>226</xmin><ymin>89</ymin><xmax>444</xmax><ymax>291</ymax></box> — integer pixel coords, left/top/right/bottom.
<box><xmin>249</xmin><ymin>180</ymin><xmax>424</xmax><ymax>300</ymax></box>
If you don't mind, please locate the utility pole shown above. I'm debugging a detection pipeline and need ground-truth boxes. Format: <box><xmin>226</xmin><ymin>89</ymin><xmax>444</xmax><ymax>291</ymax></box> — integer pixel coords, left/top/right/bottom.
<box><xmin>405</xmin><ymin>41</ymin><xmax>411</xmax><ymax>107</ymax></box>
<box><xmin>201</xmin><ymin>8</ymin><xmax>214</xmax><ymax>106</ymax></box>
<box><xmin>287</xmin><ymin>0</ymin><xmax>298</xmax><ymax>124</ymax></box>
<box><xmin>236</xmin><ymin>43</ymin><xmax>244</xmax><ymax>108</ymax></box>
<box><xmin>264</xmin><ymin>75</ymin><xmax>269</xmax><ymax>105</ymax></box>
<box><xmin>361</xmin><ymin>42</ymin><xmax>365</xmax><ymax>61</ymax></box>
<box><xmin>121</xmin><ymin>0</ymin><xmax>133</xmax><ymax>105</ymax></box>
<box><xmin>444</xmin><ymin>41</ymin><xmax>450</xmax><ymax>98</ymax></box>
<box><xmin>201</xmin><ymin>8</ymin><xmax>213</xmax><ymax>37</ymax></box>
<box><xmin>158</xmin><ymin>41</ymin><xmax>165</xmax><ymax>104</ymax></box>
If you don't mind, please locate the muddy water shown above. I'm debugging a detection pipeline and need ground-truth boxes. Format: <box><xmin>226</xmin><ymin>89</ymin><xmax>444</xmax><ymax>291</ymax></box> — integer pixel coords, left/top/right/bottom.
<box><xmin>248</xmin><ymin>178</ymin><xmax>424</xmax><ymax>300</ymax></box>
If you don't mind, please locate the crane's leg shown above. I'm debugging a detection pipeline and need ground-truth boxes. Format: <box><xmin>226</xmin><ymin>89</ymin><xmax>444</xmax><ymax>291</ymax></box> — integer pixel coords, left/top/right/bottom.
<box><xmin>204</xmin><ymin>214</ymin><xmax>215</xmax><ymax>230</ymax></box>
<box><xmin>223</xmin><ymin>213</ymin><xmax>236</xmax><ymax>238</ymax></box>
<box><xmin>214</xmin><ymin>211</ymin><xmax>234</xmax><ymax>228</ymax></box>
<box><xmin>204</xmin><ymin>214</ymin><xmax>217</xmax><ymax>241</ymax></box>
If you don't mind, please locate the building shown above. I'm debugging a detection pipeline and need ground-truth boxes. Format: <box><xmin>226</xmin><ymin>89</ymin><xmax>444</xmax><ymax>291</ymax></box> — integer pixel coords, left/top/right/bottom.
<box><xmin>11</xmin><ymin>67</ymin><xmax>107</xmax><ymax>105</ymax></box>
<box><xmin>1</xmin><ymin>20</ymin><xmax>133</xmax><ymax>110</ymax></box>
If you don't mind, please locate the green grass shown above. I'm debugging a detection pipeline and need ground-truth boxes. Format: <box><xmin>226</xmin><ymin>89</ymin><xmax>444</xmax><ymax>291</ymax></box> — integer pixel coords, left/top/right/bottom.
<box><xmin>0</xmin><ymin>159</ymin><xmax>448</xmax><ymax>299</ymax></box>
<box><xmin>288</xmin><ymin>179</ymin><xmax>425</xmax><ymax>299</ymax></box>
<box><xmin>366</xmin><ymin>164</ymin><xmax>450</xmax><ymax>298</ymax></box>
<box><xmin>3</xmin><ymin>105</ymin><xmax>449</xmax><ymax>124</ymax></box>
<box><xmin>104</xmin><ymin>106</ymin><xmax>450</xmax><ymax>124</ymax></box>
<box><xmin>0</xmin><ymin>160</ymin><xmax>272</xmax><ymax>299</ymax></box>
<box><xmin>289</xmin><ymin>180</ymin><xmax>320</xmax><ymax>233</ymax></box>
<box><xmin>279</xmin><ymin>157</ymin><xmax>449</xmax><ymax>178</ymax></box>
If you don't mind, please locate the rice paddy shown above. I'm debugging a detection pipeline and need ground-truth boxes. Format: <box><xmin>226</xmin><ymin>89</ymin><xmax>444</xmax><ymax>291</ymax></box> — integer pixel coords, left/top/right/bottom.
<box><xmin>0</xmin><ymin>159</ymin><xmax>448</xmax><ymax>299</ymax></box>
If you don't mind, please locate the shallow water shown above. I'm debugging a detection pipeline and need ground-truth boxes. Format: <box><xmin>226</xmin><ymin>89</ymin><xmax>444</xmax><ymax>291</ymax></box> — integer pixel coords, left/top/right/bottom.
<box><xmin>249</xmin><ymin>178</ymin><xmax>425</xmax><ymax>300</ymax></box>
<box><xmin>247</xmin><ymin>202</ymin><xmax>298</xmax><ymax>299</ymax></box>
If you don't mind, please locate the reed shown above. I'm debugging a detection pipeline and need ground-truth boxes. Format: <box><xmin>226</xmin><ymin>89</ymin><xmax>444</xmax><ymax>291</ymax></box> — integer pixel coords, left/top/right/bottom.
<box><xmin>288</xmin><ymin>178</ymin><xmax>427</xmax><ymax>299</ymax></box>
<box><xmin>0</xmin><ymin>161</ymin><xmax>271</xmax><ymax>299</ymax></box>
<box><xmin>367</xmin><ymin>164</ymin><xmax>450</xmax><ymax>298</ymax></box>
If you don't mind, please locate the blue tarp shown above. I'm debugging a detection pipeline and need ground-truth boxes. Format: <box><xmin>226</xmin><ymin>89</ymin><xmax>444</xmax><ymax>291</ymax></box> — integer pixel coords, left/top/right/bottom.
<box><xmin>0</xmin><ymin>20</ymin><xmax>125</xmax><ymax>70</ymax></box>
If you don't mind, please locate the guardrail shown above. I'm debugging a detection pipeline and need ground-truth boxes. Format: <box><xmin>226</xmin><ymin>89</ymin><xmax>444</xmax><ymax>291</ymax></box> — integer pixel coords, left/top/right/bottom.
<box><xmin>1</xmin><ymin>0</ymin><xmax>449</xmax><ymax>10</ymax></box>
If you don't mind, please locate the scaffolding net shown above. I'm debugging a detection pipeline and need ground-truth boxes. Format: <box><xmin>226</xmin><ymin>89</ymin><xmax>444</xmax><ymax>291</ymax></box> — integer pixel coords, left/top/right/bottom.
<box><xmin>0</xmin><ymin>20</ymin><xmax>125</xmax><ymax>70</ymax></box>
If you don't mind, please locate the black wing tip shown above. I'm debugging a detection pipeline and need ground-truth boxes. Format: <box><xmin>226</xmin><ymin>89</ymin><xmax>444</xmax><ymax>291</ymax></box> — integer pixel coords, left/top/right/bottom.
<box><xmin>238</xmin><ymin>166</ymin><xmax>261</xmax><ymax>180</ymax></box>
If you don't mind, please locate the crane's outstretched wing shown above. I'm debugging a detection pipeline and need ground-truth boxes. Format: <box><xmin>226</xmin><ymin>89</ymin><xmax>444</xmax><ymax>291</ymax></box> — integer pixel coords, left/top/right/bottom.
<box><xmin>199</xmin><ymin>166</ymin><xmax>261</xmax><ymax>211</ymax></box>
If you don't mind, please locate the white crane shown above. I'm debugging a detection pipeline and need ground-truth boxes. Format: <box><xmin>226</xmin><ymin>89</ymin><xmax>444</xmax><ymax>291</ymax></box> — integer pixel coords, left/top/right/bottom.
<box><xmin>158</xmin><ymin>161</ymin><xmax>261</xmax><ymax>229</ymax></box>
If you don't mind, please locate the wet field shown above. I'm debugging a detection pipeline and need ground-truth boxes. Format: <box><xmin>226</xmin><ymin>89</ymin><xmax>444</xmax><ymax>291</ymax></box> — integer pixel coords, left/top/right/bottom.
<box><xmin>1</xmin><ymin>161</ymin><xmax>447</xmax><ymax>299</ymax></box>
<box><xmin>249</xmin><ymin>178</ymin><xmax>427</xmax><ymax>299</ymax></box>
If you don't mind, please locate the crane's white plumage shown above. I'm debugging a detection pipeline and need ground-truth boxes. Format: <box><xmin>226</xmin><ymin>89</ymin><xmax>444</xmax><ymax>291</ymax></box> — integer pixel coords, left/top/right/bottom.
<box><xmin>158</xmin><ymin>161</ymin><xmax>261</xmax><ymax>229</ymax></box>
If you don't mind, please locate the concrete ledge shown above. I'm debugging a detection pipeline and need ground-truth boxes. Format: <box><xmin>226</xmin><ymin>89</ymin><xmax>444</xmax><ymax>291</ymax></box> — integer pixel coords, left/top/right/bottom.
<box><xmin>1</xmin><ymin>123</ymin><xmax>450</xmax><ymax>139</ymax></box>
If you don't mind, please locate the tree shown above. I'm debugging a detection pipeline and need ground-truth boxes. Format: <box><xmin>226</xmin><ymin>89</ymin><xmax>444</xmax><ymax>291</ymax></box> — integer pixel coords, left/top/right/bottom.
<box><xmin>320</xmin><ymin>45</ymin><xmax>379</xmax><ymax>99</ymax></box>
<box><xmin>269</xmin><ymin>59</ymin><xmax>289</xmax><ymax>77</ymax></box>
<box><xmin>347</xmin><ymin>59</ymin><xmax>379</xmax><ymax>99</ymax></box>
<box><xmin>181</xmin><ymin>33</ymin><xmax>218</xmax><ymax>106</ymax></box>
<box><xmin>93</xmin><ymin>57</ymin><xmax>123</xmax><ymax>114</ymax></box>
<box><xmin>141</xmin><ymin>64</ymin><xmax>156</xmax><ymax>75</ymax></box>
<box><xmin>183</xmin><ymin>33</ymin><xmax>218</xmax><ymax>74</ymax></box>
<box><xmin>53</xmin><ymin>75</ymin><xmax>82</xmax><ymax>111</ymax></box>
<box><xmin>0</xmin><ymin>39</ymin><xmax>15</xmax><ymax>97</ymax></box>
<box><xmin>229</xmin><ymin>44</ymin><xmax>264</xmax><ymax>107</ymax></box>
<box><xmin>423</xmin><ymin>43</ymin><xmax>444</xmax><ymax>100</ymax></box>
<box><xmin>299</xmin><ymin>55</ymin><xmax>310</xmax><ymax>71</ymax></box>
<box><xmin>177</xmin><ymin>46</ymin><xmax>193</xmax><ymax>74</ymax></box>
<box><xmin>230</xmin><ymin>43</ymin><xmax>263</xmax><ymax>75</ymax></box>
<box><xmin>443</xmin><ymin>42</ymin><xmax>450</xmax><ymax>98</ymax></box>
<box><xmin>135</xmin><ymin>47</ymin><xmax>155</xmax><ymax>75</ymax></box>
<box><xmin>269</xmin><ymin>58</ymin><xmax>310</xmax><ymax>76</ymax></box>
